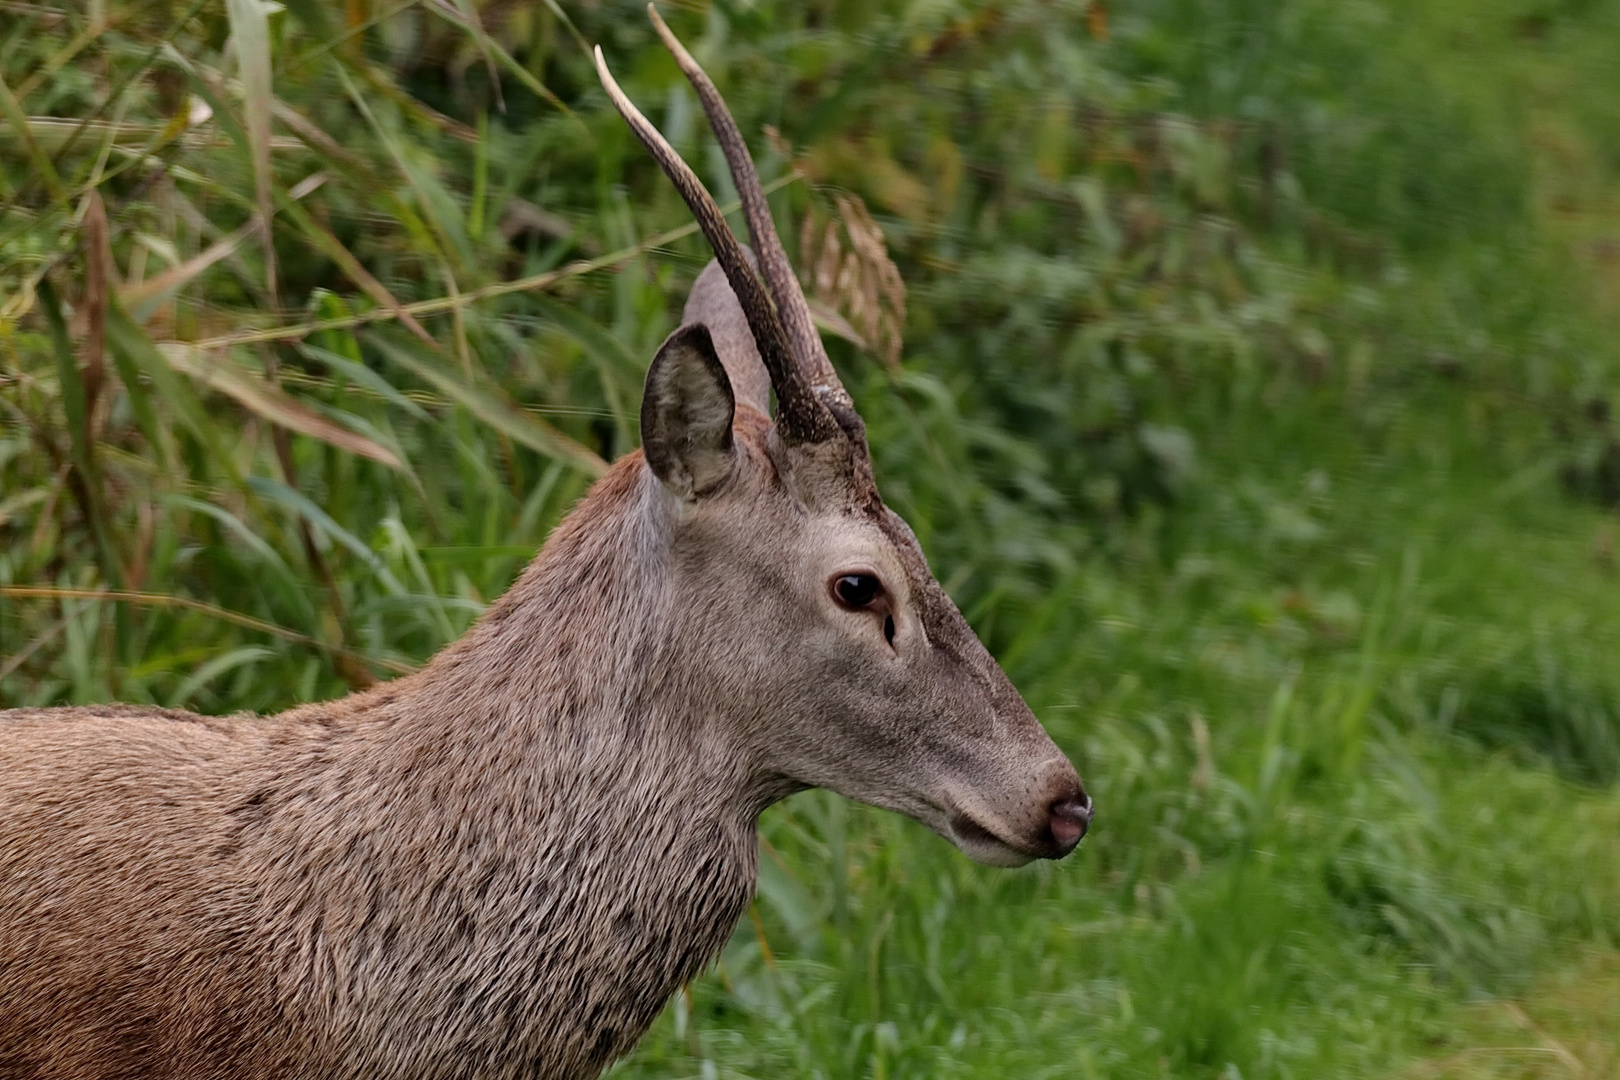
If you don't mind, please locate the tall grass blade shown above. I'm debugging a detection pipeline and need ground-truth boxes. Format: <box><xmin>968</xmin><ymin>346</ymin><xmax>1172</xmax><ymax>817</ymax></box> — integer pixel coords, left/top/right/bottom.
<box><xmin>37</xmin><ymin>277</ymin><xmax>119</xmax><ymax>588</ymax></box>
<box><xmin>105</xmin><ymin>300</ymin><xmax>241</xmax><ymax>483</ymax></box>
<box><xmin>273</xmin><ymin>191</ymin><xmax>440</xmax><ymax>347</ymax></box>
<box><xmin>0</xmin><ymin>71</ymin><xmax>67</xmax><ymax>209</ymax></box>
<box><xmin>245</xmin><ymin>474</ymin><xmax>404</xmax><ymax>592</ymax></box>
<box><xmin>530</xmin><ymin>294</ymin><xmax>639</xmax><ymax>450</ymax></box>
<box><xmin>422</xmin><ymin>0</ymin><xmax>572</xmax><ymax>117</ymax></box>
<box><xmin>159</xmin><ymin>343</ymin><xmax>406</xmax><ymax>471</ymax></box>
<box><xmin>225</xmin><ymin>0</ymin><xmax>277</xmax><ymax>305</ymax></box>
<box><xmin>334</xmin><ymin>63</ymin><xmax>471</xmax><ymax>266</ymax></box>
<box><xmin>167</xmin><ymin>644</ymin><xmax>277</xmax><ymax>707</ymax></box>
<box><xmin>0</xmin><ymin>586</ymin><xmax>415</xmax><ymax>675</ymax></box>
<box><xmin>369</xmin><ymin>330</ymin><xmax>609</xmax><ymax>477</ymax></box>
<box><xmin>178</xmin><ymin>180</ymin><xmax>799</xmax><ymax>350</ymax></box>
<box><xmin>121</xmin><ymin>221</ymin><xmax>255</xmax><ymax>322</ymax></box>
<box><xmin>80</xmin><ymin>191</ymin><xmax>110</xmax><ymax>417</ymax></box>
<box><xmin>297</xmin><ymin>344</ymin><xmax>433</xmax><ymax>421</ymax></box>
<box><xmin>104</xmin><ymin>324</ymin><xmax>168</xmax><ymax>470</ymax></box>
<box><xmin>161</xmin><ymin>494</ymin><xmax>316</xmax><ymax>625</ymax></box>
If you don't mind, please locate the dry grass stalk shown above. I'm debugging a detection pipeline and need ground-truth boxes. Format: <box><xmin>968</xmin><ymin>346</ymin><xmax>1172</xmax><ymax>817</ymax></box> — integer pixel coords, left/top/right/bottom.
<box><xmin>80</xmin><ymin>189</ymin><xmax>110</xmax><ymax>426</ymax></box>
<box><xmin>799</xmin><ymin>192</ymin><xmax>907</xmax><ymax>370</ymax></box>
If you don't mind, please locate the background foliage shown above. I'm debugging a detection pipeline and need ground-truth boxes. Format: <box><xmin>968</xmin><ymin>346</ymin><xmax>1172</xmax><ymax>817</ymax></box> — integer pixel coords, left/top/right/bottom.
<box><xmin>5</xmin><ymin>0</ymin><xmax>1620</xmax><ymax>1076</ymax></box>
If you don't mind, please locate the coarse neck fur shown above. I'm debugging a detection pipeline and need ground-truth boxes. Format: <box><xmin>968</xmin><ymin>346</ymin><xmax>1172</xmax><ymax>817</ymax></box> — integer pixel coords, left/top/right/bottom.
<box><xmin>0</xmin><ymin>452</ymin><xmax>763</xmax><ymax>1080</ymax></box>
<box><xmin>257</xmin><ymin>455</ymin><xmax>764</xmax><ymax>1079</ymax></box>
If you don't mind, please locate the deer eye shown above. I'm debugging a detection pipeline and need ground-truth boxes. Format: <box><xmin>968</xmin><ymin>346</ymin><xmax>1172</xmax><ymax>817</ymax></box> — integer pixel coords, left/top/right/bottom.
<box><xmin>831</xmin><ymin>573</ymin><xmax>884</xmax><ymax>611</ymax></box>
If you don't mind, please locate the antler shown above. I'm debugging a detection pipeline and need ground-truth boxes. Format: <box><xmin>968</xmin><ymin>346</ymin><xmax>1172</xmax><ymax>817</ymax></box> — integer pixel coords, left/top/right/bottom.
<box><xmin>593</xmin><ymin>42</ymin><xmax>838</xmax><ymax>445</ymax></box>
<box><xmin>644</xmin><ymin>6</ymin><xmax>861</xmax><ymax>436</ymax></box>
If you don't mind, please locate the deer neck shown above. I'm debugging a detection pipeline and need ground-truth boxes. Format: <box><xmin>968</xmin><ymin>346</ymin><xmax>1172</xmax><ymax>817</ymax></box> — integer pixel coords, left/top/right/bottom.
<box><xmin>262</xmin><ymin>458</ymin><xmax>764</xmax><ymax>1077</ymax></box>
<box><xmin>358</xmin><ymin>456</ymin><xmax>760</xmax><ymax>813</ymax></box>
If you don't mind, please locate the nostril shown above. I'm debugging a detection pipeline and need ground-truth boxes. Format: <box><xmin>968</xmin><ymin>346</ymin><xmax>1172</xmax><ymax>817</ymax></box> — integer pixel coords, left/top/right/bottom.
<box><xmin>1048</xmin><ymin>797</ymin><xmax>1092</xmax><ymax>852</ymax></box>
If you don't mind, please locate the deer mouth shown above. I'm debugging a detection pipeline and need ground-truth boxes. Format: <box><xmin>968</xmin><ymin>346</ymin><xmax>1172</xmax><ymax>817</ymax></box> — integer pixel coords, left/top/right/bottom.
<box><xmin>946</xmin><ymin>811</ymin><xmax>1040</xmax><ymax>868</ymax></box>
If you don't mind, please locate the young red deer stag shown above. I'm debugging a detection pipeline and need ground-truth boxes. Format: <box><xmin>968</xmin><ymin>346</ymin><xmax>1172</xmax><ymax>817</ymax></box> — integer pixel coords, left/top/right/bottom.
<box><xmin>0</xmin><ymin>10</ymin><xmax>1091</xmax><ymax>1079</ymax></box>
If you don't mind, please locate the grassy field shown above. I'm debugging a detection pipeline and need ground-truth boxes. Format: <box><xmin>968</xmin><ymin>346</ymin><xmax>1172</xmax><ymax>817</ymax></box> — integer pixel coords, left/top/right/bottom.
<box><xmin>4</xmin><ymin>0</ymin><xmax>1620</xmax><ymax>1076</ymax></box>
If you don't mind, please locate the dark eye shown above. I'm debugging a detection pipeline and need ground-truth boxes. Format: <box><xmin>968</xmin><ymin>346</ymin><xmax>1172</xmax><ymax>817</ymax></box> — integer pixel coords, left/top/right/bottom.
<box><xmin>831</xmin><ymin>573</ymin><xmax>884</xmax><ymax>610</ymax></box>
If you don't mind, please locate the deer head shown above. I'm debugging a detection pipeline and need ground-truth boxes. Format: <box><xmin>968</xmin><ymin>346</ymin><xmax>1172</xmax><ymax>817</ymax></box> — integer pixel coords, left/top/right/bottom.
<box><xmin>596</xmin><ymin>9</ymin><xmax>1091</xmax><ymax>866</ymax></box>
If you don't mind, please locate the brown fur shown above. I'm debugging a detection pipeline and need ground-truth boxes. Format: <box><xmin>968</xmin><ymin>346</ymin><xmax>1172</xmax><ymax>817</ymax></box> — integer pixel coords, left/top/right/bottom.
<box><xmin>3</xmin><ymin>246</ymin><xmax>1086</xmax><ymax>1080</ymax></box>
<box><xmin>1</xmin><ymin>390</ymin><xmax>1084</xmax><ymax>1077</ymax></box>
<box><xmin>3</xmin><ymin>455</ymin><xmax>760</xmax><ymax>1079</ymax></box>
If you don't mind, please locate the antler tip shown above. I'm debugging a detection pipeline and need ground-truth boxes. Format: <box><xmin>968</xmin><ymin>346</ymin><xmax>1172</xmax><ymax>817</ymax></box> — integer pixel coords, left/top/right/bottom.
<box><xmin>647</xmin><ymin>3</ymin><xmax>685</xmax><ymax>60</ymax></box>
<box><xmin>592</xmin><ymin>45</ymin><xmax>621</xmax><ymax>98</ymax></box>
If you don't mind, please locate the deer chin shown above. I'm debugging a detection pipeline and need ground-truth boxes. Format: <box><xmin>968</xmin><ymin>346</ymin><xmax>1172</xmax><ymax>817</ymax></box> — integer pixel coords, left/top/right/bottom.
<box><xmin>944</xmin><ymin>812</ymin><xmax>1039</xmax><ymax>869</ymax></box>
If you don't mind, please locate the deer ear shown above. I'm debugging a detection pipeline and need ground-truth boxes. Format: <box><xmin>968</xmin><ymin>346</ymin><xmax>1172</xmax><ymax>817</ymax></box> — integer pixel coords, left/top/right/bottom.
<box><xmin>641</xmin><ymin>323</ymin><xmax>737</xmax><ymax>498</ymax></box>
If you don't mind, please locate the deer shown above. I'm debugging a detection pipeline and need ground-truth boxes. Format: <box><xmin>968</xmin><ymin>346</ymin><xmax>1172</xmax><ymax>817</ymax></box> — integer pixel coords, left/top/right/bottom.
<box><xmin>0</xmin><ymin>10</ymin><xmax>1091</xmax><ymax>1080</ymax></box>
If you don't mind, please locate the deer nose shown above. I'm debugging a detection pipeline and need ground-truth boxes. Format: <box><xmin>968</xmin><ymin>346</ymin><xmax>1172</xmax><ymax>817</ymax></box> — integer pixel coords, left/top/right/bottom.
<box><xmin>1048</xmin><ymin>792</ymin><xmax>1093</xmax><ymax>854</ymax></box>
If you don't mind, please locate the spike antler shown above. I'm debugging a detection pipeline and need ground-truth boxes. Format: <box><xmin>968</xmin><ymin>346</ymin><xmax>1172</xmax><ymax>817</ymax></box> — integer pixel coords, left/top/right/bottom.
<box><xmin>593</xmin><ymin>44</ymin><xmax>835</xmax><ymax>444</ymax></box>
<box><xmin>595</xmin><ymin>11</ymin><xmax>873</xmax><ymax>448</ymax></box>
<box><xmin>644</xmin><ymin>6</ymin><xmax>861</xmax><ymax>434</ymax></box>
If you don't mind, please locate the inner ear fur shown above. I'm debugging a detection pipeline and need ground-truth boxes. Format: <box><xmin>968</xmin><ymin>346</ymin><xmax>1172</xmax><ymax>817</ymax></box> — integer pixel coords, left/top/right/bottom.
<box><xmin>641</xmin><ymin>323</ymin><xmax>737</xmax><ymax>498</ymax></box>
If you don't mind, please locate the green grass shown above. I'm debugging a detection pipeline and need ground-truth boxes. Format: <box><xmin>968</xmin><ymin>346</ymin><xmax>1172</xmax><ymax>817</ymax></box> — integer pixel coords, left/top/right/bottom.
<box><xmin>5</xmin><ymin>0</ymin><xmax>1620</xmax><ymax>1077</ymax></box>
<box><xmin>611</xmin><ymin>386</ymin><xmax>1620</xmax><ymax>1078</ymax></box>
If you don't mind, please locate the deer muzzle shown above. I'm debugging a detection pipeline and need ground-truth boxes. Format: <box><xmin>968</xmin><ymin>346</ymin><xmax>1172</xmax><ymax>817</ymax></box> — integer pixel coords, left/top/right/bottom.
<box><xmin>939</xmin><ymin>758</ymin><xmax>1092</xmax><ymax>867</ymax></box>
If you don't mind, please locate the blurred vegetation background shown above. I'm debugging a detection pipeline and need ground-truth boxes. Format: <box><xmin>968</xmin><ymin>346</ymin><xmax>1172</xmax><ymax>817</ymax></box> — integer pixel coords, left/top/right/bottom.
<box><xmin>5</xmin><ymin>0</ymin><xmax>1620</xmax><ymax>1076</ymax></box>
